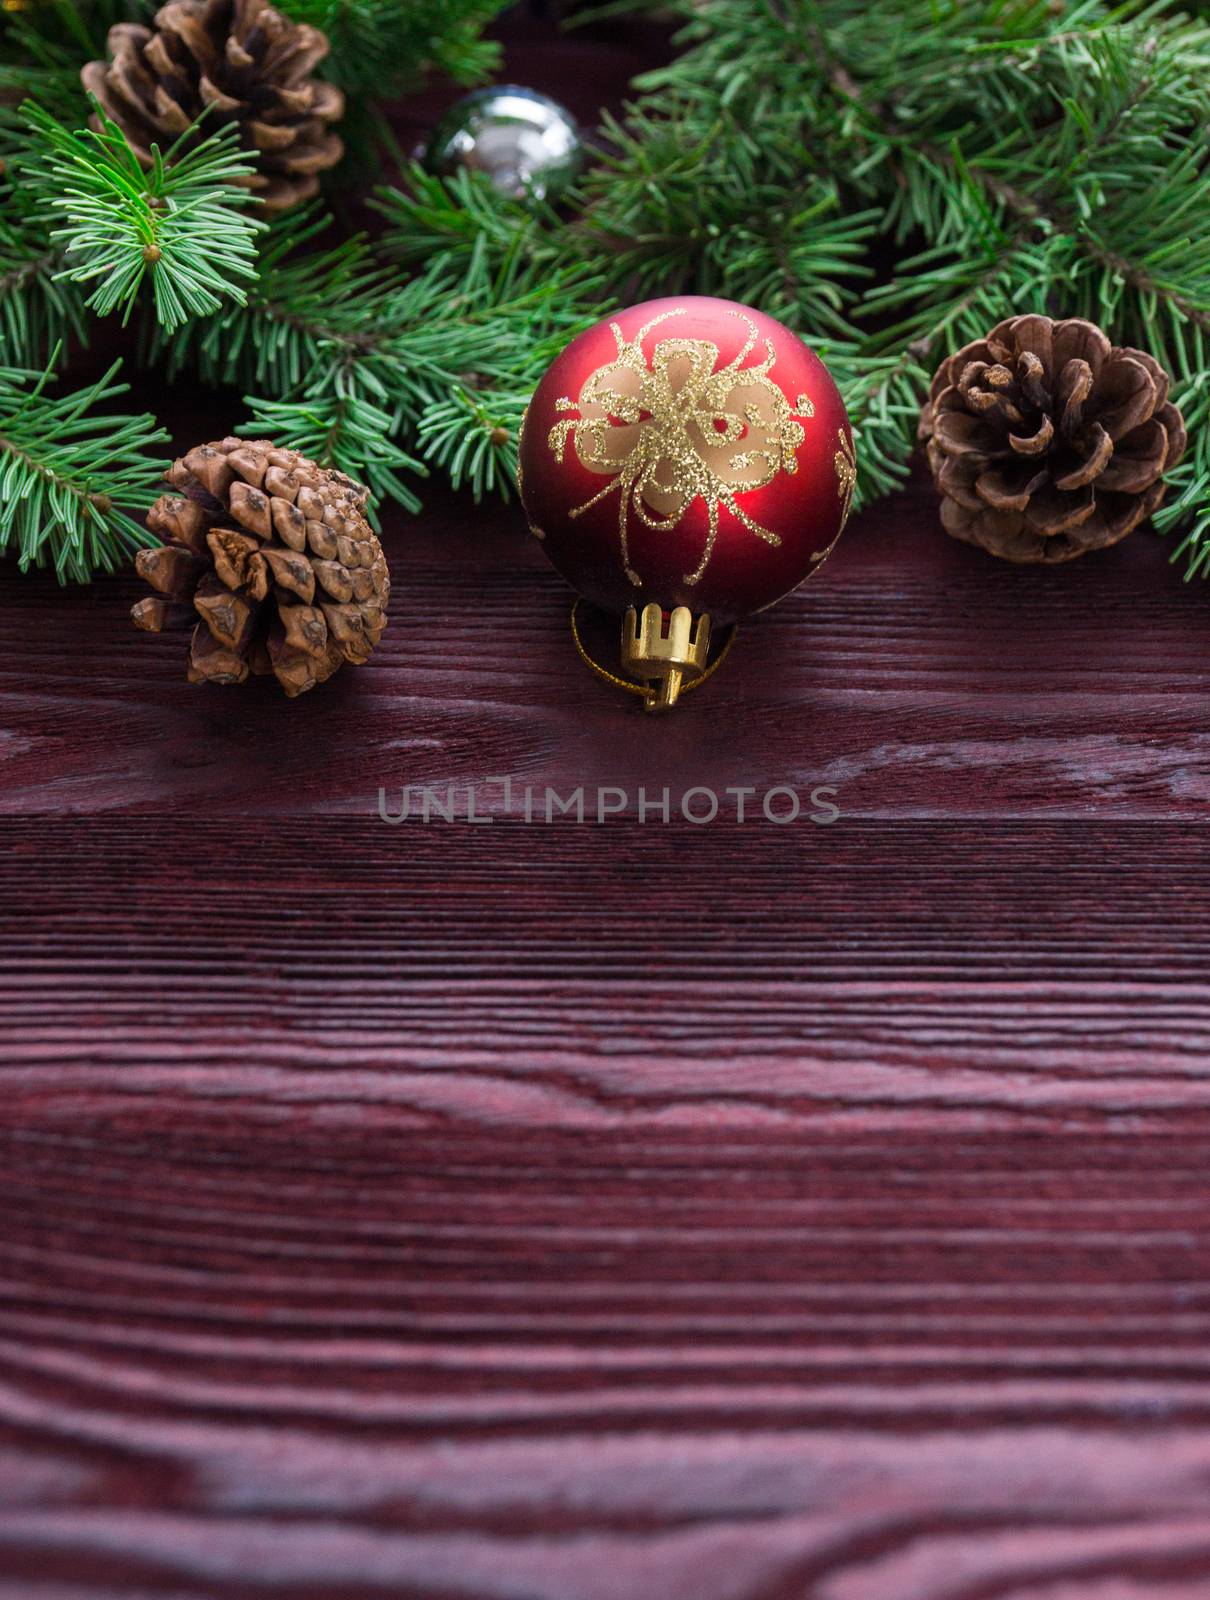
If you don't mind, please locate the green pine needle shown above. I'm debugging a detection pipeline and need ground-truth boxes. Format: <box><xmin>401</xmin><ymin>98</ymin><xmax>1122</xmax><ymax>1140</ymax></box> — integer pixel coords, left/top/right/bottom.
<box><xmin>0</xmin><ymin>0</ymin><xmax>154</xmax><ymax>132</ymax></box>
<box><xmin>279</xmin><ymin>0</ymin><xmax>506</xmax><ymax>97</ymax></box>
<box><xmin>0</xmin><ymin>353</ymin><xmax>168</xmax><ymax>582</ymax></box>
<box><xmin>5</xmin><ymin>0</ymin><xmax>1205</xmax><ymax>574</ymax></box>
<box><xmin>0</xmin><ymin>190</ymin><xmax>83</xmax><ymax>369</ymax></box>
<box><xmin>241</xmin><ymin>391</ymin><xmax>427</xmax><ymax>524</ymax></box>
<box><xmin>21</xmin><ymin>104</ymin><xmax>266</xmax><ymax>332</ymax></box>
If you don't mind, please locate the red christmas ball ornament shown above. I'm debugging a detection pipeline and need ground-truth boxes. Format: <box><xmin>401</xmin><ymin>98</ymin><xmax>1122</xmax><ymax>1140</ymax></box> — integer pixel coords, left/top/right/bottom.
<box><xmin>518</xmin><ymin>294</ymin><xmax>855</xmax><ymax>709</ymax></box>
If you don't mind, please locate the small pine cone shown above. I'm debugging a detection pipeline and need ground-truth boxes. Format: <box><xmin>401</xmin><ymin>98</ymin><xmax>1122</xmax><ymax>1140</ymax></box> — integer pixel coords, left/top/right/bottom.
<box><xmin>920</xmin><ymin>315</ymin><xmax>1187</xmax><ymax>563</ymax></box>
<box><xmin>81</xmin><ymin>0</ymin><xmax>344</xmax><ymax>214</ymax></box>
<box><xmin>132</xmin><ymin>438</ymin><xmax>390</xmax><ymax>697</ymax></box>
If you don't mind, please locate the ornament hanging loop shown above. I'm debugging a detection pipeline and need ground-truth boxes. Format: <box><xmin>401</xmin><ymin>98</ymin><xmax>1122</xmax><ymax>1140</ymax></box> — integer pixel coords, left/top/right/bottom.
<box><xmin>621</xmin><ymin>604</ymin><xmax>711</xmax><ymax>713</ymax></box>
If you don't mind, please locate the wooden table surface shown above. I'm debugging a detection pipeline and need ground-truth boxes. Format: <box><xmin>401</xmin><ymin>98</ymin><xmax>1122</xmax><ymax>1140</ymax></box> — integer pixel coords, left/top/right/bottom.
<box><xmin>5</xmin><ymin>21</ymin><xmax>1210</xmax><ymax>1600</ymax></box>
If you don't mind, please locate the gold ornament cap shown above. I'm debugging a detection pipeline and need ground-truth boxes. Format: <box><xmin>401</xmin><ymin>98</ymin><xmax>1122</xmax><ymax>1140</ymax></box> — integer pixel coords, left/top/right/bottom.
<box><xmin>620</xmin><ymin>604</ymin><xmax>711</xmax><ymax>713</ymax></box>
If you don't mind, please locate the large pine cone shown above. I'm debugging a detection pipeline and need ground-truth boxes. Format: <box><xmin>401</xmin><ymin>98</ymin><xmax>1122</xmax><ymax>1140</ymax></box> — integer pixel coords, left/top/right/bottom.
<box><xmin>81</xmin><ymin>0</ymin><xmax>344</xmax><ymax>213</ymax></box>
<box><xmin>920</xmin><ymin>315</ymin><xmax>1186</xmax><ymax>563</ymax></box>
<box><xmin>132</xmin><ymin>438</ymin><xmax>390</xmax><ymax>697</ymax></box>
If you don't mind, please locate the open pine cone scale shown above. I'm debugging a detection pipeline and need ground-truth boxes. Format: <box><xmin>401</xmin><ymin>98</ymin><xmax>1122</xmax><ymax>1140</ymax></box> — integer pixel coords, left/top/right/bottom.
<box><xmin>921</xmin><ymin>315</ymin><xmax>1187</xmax><ymax>562</ymax></box>
<box><xmin>83</xmin><ymin>0</ymin><xmax>344</xmax><ymax>212</ymax></box>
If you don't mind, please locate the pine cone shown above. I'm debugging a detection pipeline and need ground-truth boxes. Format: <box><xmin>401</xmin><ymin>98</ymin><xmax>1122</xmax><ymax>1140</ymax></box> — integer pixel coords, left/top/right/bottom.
<box><xmin>920</xmin><ymin>315</ymin><xmax>1187</xmax><ymax>563</ymax></box>
<box><xmin>81</xmin><ymin>0</ymin><xmax>344</xmax><ymax>214</ymax></box>
<box><xmin>132</xmin><ymin>438</ymin><xmax>390</xmax><ymax>697</ymax></box>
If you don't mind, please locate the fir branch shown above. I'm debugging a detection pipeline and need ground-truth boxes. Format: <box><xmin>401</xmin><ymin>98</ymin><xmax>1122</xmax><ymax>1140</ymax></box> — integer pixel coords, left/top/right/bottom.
<box><xmin>0</xmin><ymin>0</ymin><xmax>156</xmax><ymax>130</ymax></box>
<box><xmin>1154</xmin><ymin>328</ymin><xmax>1210</xmax><ymax>579</ymax></box>
<box><xmin>564</xmin><ymin>108</ymin><xmax>878</xmax><ymax>328</ymax></box>
<box><xmin>0</xmin><ymin>354</ymin><xmax>168</xmax><ymax>581</ymax></box>
<box><xmin>68</xmin><ymin>0</ymin><xmax>1203</xmax><ymax>556</ymax></box>
<box><xmin>151</xmin><ymin>202</ymin><xmax>605</xmax><ymax>501</ymax></box>
<box><xmin>417</xmin><ymin>385</ymin><xmax>526</xmax><ymax>501</ymax></box>
<box><xmin>278</xmin><ymin>0</ymin><xmax>506</xmax><ymax>99</ymax></box>
<box><xmin>150</xmin><ymin>208</ymin><xmax>395</xmax><ymax>391</ymax></box>
<box><xmin>831</xmin><ymin>344</ymin><xmax>935</xmax><ymax>510</ymax></box>
<box><xmin>0</xmin><ymin>197</ymin><xmax>83</xmax><ymax>368</ymax></box>
<box><xmin>21</xmin><ymin>105</ymin><xmax>265</xmax><ymax>332</ymax></box>
<box><xmin>1</xmin><ymin>0</ymin><xmax>153</xmax><ymax>62</ymax></box>
<box><xmin>374</xmin><ymin>165</ymin><xmax>559</xmax><ymax>273</ymax></box>
<box><xmin>241</xmin><ymin>390</ymin><xmax>426</xmax><ymax>522</ymax></box>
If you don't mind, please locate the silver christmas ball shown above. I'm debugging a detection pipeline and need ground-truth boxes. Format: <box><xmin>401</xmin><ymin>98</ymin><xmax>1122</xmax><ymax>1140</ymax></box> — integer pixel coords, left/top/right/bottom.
<box><xmin>424</xmin><ymin>86</ymin><xmax>584</xmax><ymax>204</ymax></box>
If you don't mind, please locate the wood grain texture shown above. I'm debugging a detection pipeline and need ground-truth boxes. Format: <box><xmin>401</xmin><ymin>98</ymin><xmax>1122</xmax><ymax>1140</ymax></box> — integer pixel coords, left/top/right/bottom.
<box><xmin>4</xmin><ymin>817</ymin><xmax>1210</xmax><ymax>1597</ymax></box>
<box><xmin>2</xmin><ymin>473</ymin><xmax>1209</xmax><ymax>819</ymax></box>
<box><xmin>5</xmin><ymin>16</ymin><xmax>1210</xmax><ymax>1590</ymax></box>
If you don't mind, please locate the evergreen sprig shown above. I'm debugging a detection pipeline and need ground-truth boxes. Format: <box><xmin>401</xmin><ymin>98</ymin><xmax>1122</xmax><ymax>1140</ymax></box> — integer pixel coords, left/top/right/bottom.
<box><xmin>0</xmin><ymin>187</ymin><xmax>83</xmax><ymax>370</ymax></box>
<box><xmin>276</xmin><ymin>0</ymin><xmax>507</xmax><ymax>176</ymax></box>
<box><xmin>0</xmin><ymin>354</ymin><xmax>168</xmax><ymax>581</ymax></box>
<box><xmin>0</xmin><ymin>0</ymin><xmax>153</xmax><ymax>133</ymax></box>
<box><xmin>149</xmin><ymin>192</ymin><xmax>606</xmax><ymax>506</ymax></box>
<box><xmin>1155</xmin><ymin>327</ymin><xmax>1210</xmax><ymax>577</ymax></box>
<box><xmin>241</xmin><ymin>391</ymin><xmax>427</xmax><ymax>521</ymax></box>
<box><xmin>280</xmin><ymin>0</ymin><xmax>504</xmax><ymax>97</ymax></box>
<box><xmin>22</xmin><ymin>105</ymin><xmax>265</xmax><ymax>332</ymax></box>
<box><xmin>0</xmin><ymin>0</ymin><xmax>1207</xmax><ymax>582</ymax></box>
<box><xmin>595</xmin><ymin>0</ymin><xmax>1210</xmax><ymax>528</ymax></box>
<box><xmin>359</xmin><ymin>0</ymin><xmax>1209</xmax><ymax>524</ymax></box>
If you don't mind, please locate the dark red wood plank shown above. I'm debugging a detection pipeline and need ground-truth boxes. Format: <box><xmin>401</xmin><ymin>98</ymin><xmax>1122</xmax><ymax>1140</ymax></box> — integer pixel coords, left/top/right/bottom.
<box><xmin>3</xmin><ymin>819</ymin><xmax>1210</xmax><ymax>1594</ymax></box>
<box><xmin>2</xmin><ymin>475</ymin><xmax>1209</xmax><ymax>819</ymax></box>
<box><xmin>3</xmin><ymin>3</ymin><xmax>1209</xmax><ymax>1569</ymax></box>
<box><xmin>3</xmin><ymin>817</ymin><xmax>1210</xmax><ymax>1132</ymax></box>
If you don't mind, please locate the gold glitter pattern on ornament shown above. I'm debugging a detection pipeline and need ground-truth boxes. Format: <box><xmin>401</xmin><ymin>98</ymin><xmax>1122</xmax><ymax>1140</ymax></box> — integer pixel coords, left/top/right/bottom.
<box><xmin>548</xmin><ymin>308</ymin><xmax>813</xmax><ymax>587</ymax></box>
<box><xmin>834</xmin><ymin>428</ymin><xmax>856</xmax><ymax>527</ymax></box>
<box><xmin>516</xmin><ymin>405</ymin><xmax>545</xmax><ymax>539</ymax></box>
